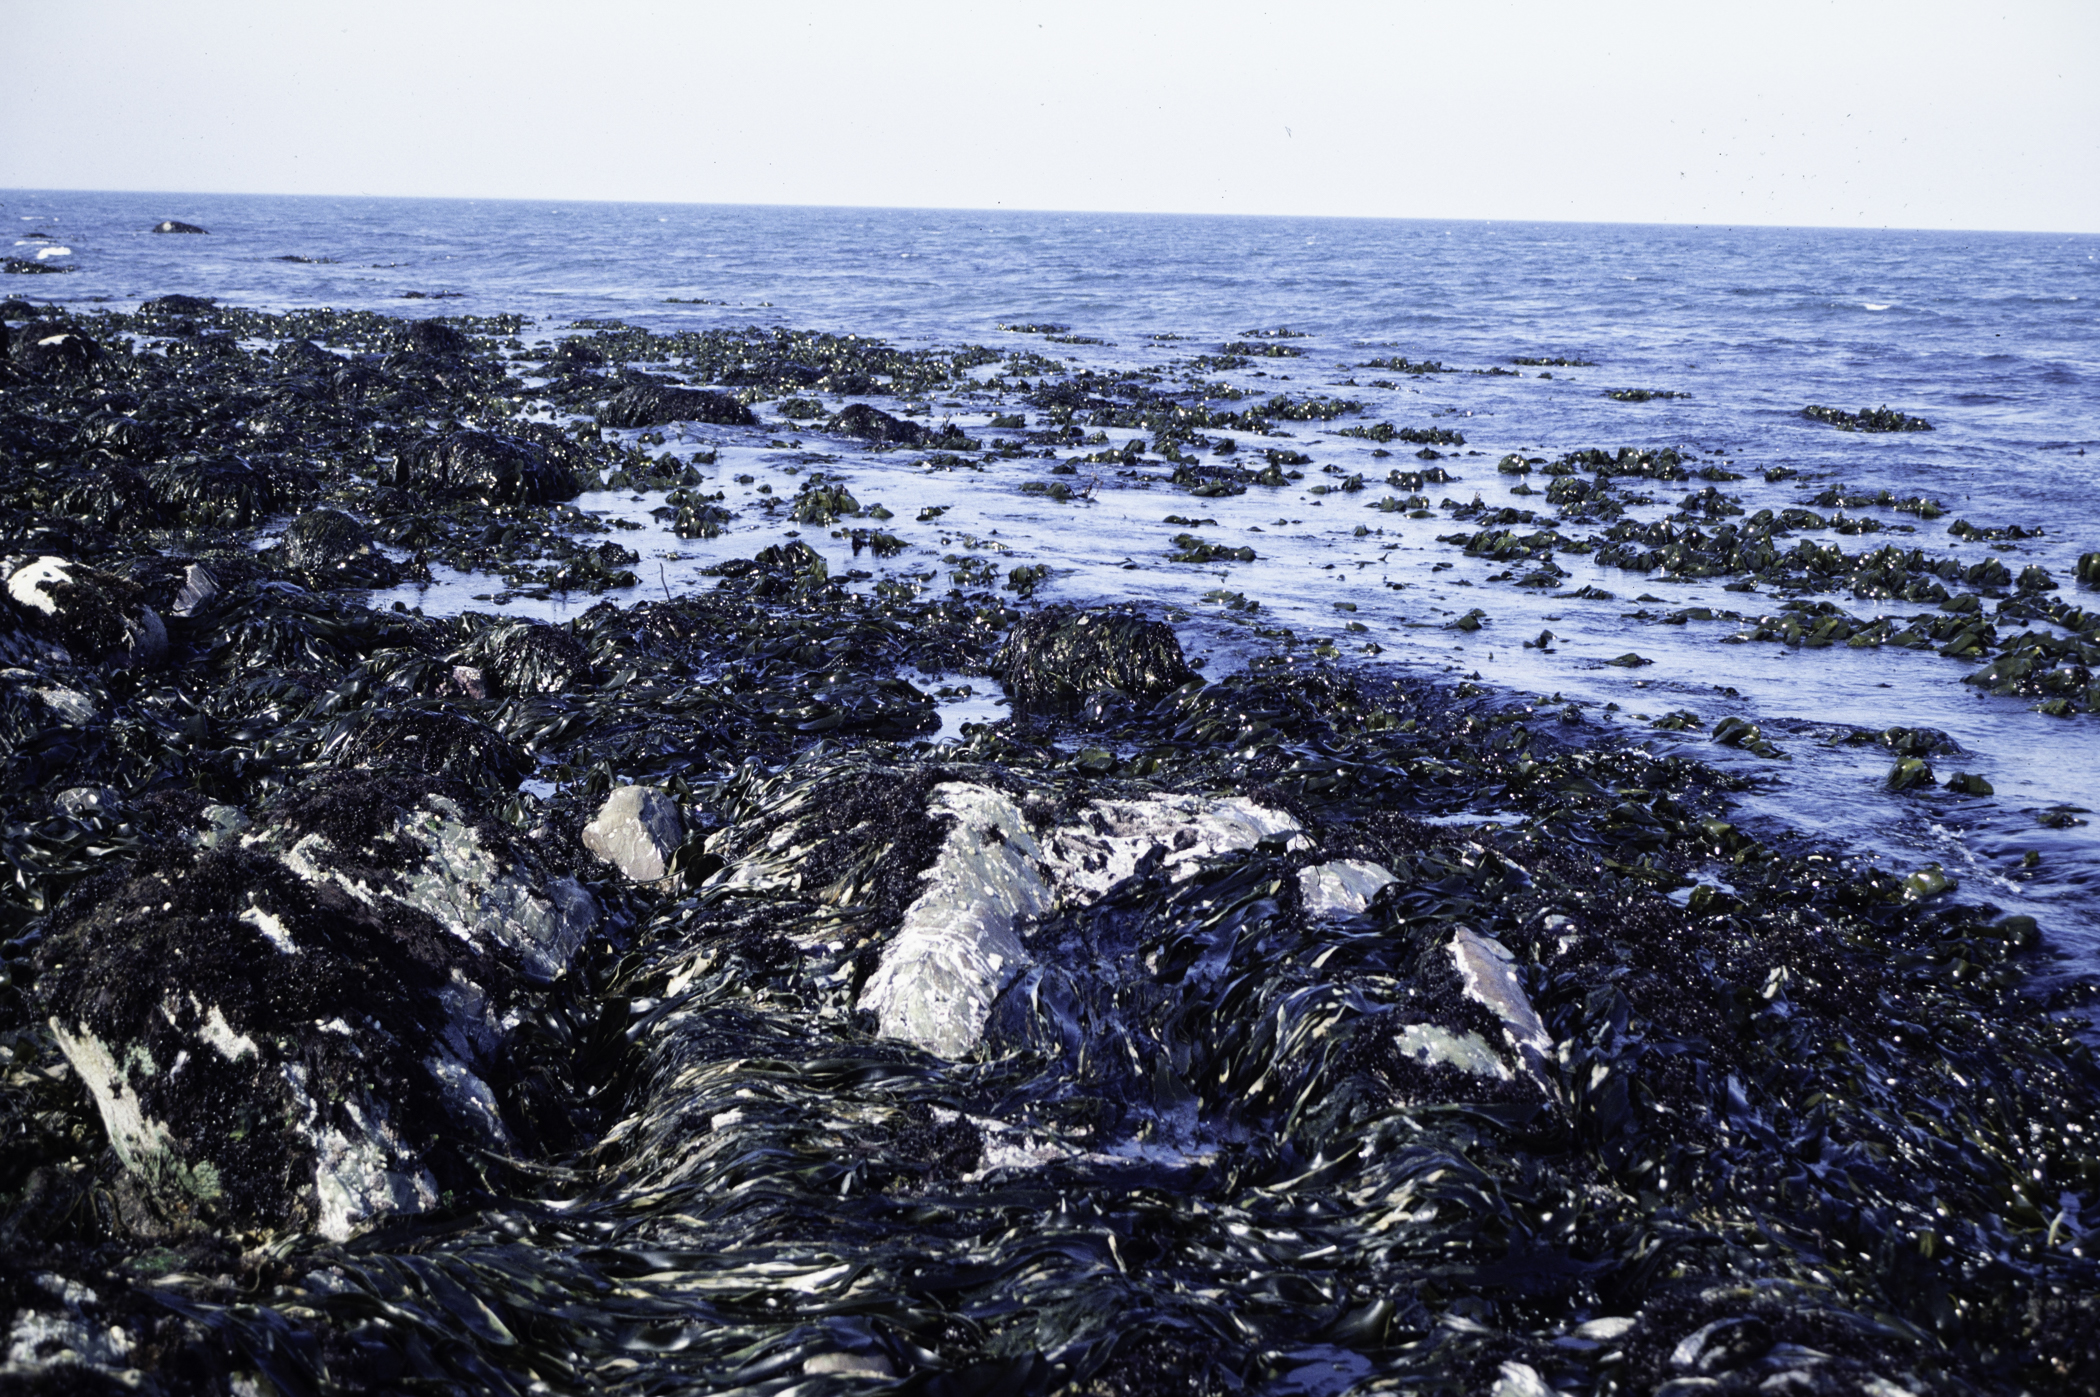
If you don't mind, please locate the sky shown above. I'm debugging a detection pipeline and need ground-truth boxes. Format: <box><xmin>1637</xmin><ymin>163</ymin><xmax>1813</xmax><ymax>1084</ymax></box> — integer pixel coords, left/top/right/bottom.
<box><xmin>4</xmin><ymin>0</ymin><xmax>2095</xmax><ymax>233</ymax></box>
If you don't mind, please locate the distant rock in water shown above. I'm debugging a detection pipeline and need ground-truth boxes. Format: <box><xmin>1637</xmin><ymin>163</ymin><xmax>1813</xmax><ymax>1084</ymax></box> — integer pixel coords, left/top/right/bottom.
<box><xmin>823</xmin><ymin>403</ymin><xmax>976</xmax><ymax>449</ymax></box>
<box><xmin>598</xmin><ymin>382</ymin><xmax>755</xmax><ymax>429</ymax></box>
<box><xmin>141</xmin><ymin>294</ymin><xmax>216</xmax><ymax>315</ymax></box>
<box><xmin>151</xmin><ymin>220</ymin><xmax>209</xmax><ymax>234</ymax></box>
<box><xmin>997</xmin><ymin>604</ymin><xmax>1197</xmax><ymax>717</ymax></box>
<box><xmin>400</xmin><ymin>318</ymin><xmax>471</xmax><ymax>356</ymax></box>
<box><xmin>826</xmin><ymin>402</ymin><xmax>930</xmax><ymax>446</ymax></box>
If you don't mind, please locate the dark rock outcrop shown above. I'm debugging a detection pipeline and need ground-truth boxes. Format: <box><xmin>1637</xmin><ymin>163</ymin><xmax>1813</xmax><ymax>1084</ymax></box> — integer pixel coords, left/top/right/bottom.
<box><xmin>150</xmin><ymin>220</ymin><xmax>209</xmax><ymax>234</ymax></box>
<box><xmin>597</xmin><ymin>383</ymin><xmax>755</xmax><ymax>429</ymax></box>
<box><xmin>5</xmin><ymin>556</ymin><xmax>167</xmax><ymax>666</ymax></box>
<box><xmin>997</xmin><ymin>605</ymin><xmax>1196</xmax><ymax>717</ymax></box>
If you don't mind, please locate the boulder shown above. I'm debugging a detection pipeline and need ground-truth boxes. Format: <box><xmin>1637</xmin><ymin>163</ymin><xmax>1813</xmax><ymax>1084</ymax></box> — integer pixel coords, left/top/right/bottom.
<box><xmin>322</xmin><ymin>705</ymin><xmax>533</xmax><ymax>796</ymax></box>
<box><xmin>1297</xmin><ymin>859</ymin><xmax>1398</xmax><ymax>918</ymax></box>
<box><xmin>996</xmin><ymin>605</ymin><xmax>1197</xmax><ymax>717</ymax></box>
<box><xmin>466</xmin><ymin>619</ymin><xmax>595</xmax><ymax>695</ymax></box>
<box><xmin>582</xmin><ymin>785</ymin><xmax>684</xmax><ymax>882</ymax></box>
<box><xmin>140</xmin><ymin>294</ymin><xmax>215</xmax><ymax>315</ymax></box>
<box><xmin>5</xmin><ymin>556</ymin><xmax>167</xmax><ymax>666</ymax></box>
<box><xmin>397</xmin><ymin>429</ymin><xmax>583</xmax><ymax>505</ymax></box>
<box><xmin>8</xmin><ymin>323</ymin><xmax>103</xmax><ymax>380</ymax></box>
<box><xmin>150</xmin><ymin>220</ymin><xmax>209</xmax><ymax>234</ymax></box>
<box><xmin>35</xmin><ymin>771</ymin><xmax>599</xmax><ymax>1239</ymax></box>
<box><xmin>401</xmin><ymin>319</ymin><xmax>471</xmax><ymax>356</ymax></box>
<box><xmin>825</xmin><ymin>403</ymin><xmax>930</xmax><ymax>446</ymax></box>
<box><xmin>281</xmin><ymin>508</ymin><xmax>401</xmax><ymax>588</ymax></box>
<box><xmin>598</xmin><ymin>383</ymin><xmax>755</xmax><ymax>429</ymax></box>
<box><xmin>853</xmin><ymin>782</ymin><xmax>1308</xmax><ymax>1059</ymax></box>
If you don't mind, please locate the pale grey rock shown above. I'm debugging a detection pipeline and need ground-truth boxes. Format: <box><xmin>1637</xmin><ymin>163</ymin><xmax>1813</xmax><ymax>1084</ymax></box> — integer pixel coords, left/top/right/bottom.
<box><xmin>582</xmin><ymin>784</ymin><xmax>685</xmax><ymax>882</ymax></box>
<box><xmin>170</xmin><ymin>562</ymin><xmax>218</xmax><ymax>617</ymax></box>
<box><xmin>1297</xmin><ymin>859</ymin><xmax>1398</xmax><ymax>918</ymax></box>
<box><xmin>860</xmin><ymin>785</ymin><xmax>1310</xmax><ymax>1059</ymax></box>
<box><xmin>1448</xmin><ymin>927</ymin><xmax>1554</xmax><ymax>1084</ymax></box>
<box><xmin>803</xmin><ymin>1353</ymin><xmax>896</xmax><ymax>1378</ymax></box>
<box><xmin>1039</xmin><ymin>792</ymin><xmax>1308</xmax><ymax>898</ymax></box>
<box><xmin>859</xmin><ymin>784</ymin><xmax>1049</xmax><ymax>1059</ymax></box>
<box><xmin>1393</xmin><ymin>1022</ymin><xmax>1512</xmax><ymax>1079</ymax></box>
<box><xmin>54</xmin><ymin>787</ymin><xmax>122</xmax><ymax>820</ymax></box>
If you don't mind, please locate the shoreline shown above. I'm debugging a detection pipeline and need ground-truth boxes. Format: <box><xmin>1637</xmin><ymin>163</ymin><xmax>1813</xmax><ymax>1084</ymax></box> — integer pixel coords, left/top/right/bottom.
<box><xmin>2</xmin><ymin>294</ymin><xmax>2097</xmax><ymax>1394</ymax></box>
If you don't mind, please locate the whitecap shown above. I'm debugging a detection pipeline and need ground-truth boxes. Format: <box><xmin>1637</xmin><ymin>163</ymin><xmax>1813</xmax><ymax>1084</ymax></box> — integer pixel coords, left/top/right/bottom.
<box><xmin>1862</xmin><ymin>302</ymin><xmax>1891</xmax><ymax>311</ymax></box>
<box><xmin>33</xmin><ymin>246</ymin><xmax>71</xmax><ymax>260</ymax></box>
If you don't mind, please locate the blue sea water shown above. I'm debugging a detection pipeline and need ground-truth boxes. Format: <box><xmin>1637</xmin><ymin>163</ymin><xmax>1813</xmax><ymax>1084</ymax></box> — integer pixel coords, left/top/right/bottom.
<box><xmin>6</xmin><ymin>189</ymin><xmax>2099</xmax><ymax>966</ymax></box>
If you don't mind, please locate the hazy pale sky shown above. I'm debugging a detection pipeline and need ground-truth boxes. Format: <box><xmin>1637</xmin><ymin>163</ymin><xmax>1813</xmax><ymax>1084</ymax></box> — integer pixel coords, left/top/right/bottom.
<box><xmin>6</xmin><ymin>0</ymin><xmax>2095</xmax><ymax>231</ymax></box>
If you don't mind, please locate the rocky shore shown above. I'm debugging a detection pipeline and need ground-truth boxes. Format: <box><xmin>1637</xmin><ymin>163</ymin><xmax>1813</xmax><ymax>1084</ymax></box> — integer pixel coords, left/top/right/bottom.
<box><xmin>1</xmin><ymin>296</ymin><xmax>2095</xmax><ymax>1396</ymax></box>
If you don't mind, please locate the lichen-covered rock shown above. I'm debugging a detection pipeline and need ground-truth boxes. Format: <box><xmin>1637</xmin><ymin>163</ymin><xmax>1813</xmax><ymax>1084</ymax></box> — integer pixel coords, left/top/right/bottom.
<box><xmin>582</xmin><ymin>785</ymin><xmax>684</xmax><ymax>882</ymax></box>
<box><xmin>997</xmin><ymin>605</ymin><xmax>1197</xmax><ymax>717</ymax></box>
<box><xmin>34</xmin><ymin>771</ymin><xmax>598</xmax><ymax>1240</ymax></box>
<box><xmin>5</xmin><ymin>556</ymin><xmax>166</xmax><ymax>666</ymax></box>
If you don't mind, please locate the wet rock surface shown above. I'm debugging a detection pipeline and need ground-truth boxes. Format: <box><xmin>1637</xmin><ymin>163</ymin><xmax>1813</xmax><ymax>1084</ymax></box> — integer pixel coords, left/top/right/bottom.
<box><xmin>0</xmin><ymin>295</ymin><xmax>2092</xmax><ymax>1397</ymax></box>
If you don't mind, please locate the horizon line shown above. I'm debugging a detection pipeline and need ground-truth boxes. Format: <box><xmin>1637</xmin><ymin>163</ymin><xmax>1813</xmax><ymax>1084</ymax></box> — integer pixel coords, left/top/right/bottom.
<box><xmin>3</xmin><ymin>185</ymin><xmax>2095</xmax><ymax>241</ymax></box>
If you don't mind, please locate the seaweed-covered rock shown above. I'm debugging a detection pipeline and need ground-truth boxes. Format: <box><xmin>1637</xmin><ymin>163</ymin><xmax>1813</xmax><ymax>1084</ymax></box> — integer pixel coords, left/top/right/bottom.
<box><xmin>141</xmin><ymin>293</ymin><xmax>215</xmax><ymax>315</ymax></box>
<box><xmin>997</xmin><ymin>605</ymin><xmax>1196</xmax><ymax>717</ymax></box>
<box><xmin>150</xmin><ymin>220</ymin><xmax>208</xmax><ymax>234</ymax></box>
<box><xmin>322</xmin><ymin>705</ymin><xmax>532</xmax><ymax>795</ymax></box>
<box><xmin>5</xmin><ymin>556</ymin><xmax>167</xmax><ymax>666</ymax></box>
<box><xmin>598</xmin><ymin>383</ymin><xmax>755</xmax><ymax>429</ymax></box>
<box><xmin>401</xmin><ymin>319</ymin><xmax>470</xmax><ymax>357</ymax></box>
<box><xmin>35</xmin><ymin>771</ymin><xmax>597</xmax><ymax>1239</ymax></box>
<box><xmin>582</xmin><ymin>785</ymin><xmax>684</xmax><ymax>882</ymax></box>
<box><xmin>7</xmin><ymin>322</ymin><xmax>102</xmax><ymax>380</ymax></box>
<box><xmin>147</xmin><ymin>453</ymin><xmax>292</xmax><ymax>528</ymax></box>
<box><xmin>398</xmin><ymin>429</ymin><xmax>582</xmax><ymax>505</ymax></box>
<box><xmin>281</xmin><ymin>508</ymin><xmax>401</xmax><ymax>588</ymax></box>
<box><xmin>464</xmin><ymin>619</ymin><xmax>594</xmax><ymax>695</ymax></box>
<box><xmin>825</xmin><ymin>403</ymin><xmax>929</xmax><ymax>446</ymax></box>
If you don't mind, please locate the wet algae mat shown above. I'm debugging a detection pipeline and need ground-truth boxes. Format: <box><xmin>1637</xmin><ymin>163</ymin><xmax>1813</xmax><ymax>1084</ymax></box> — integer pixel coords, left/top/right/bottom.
<box><xmin>0</xmin><ymin>299</ymin><xmax>2097</xmax><ymax>1397</ymax></box>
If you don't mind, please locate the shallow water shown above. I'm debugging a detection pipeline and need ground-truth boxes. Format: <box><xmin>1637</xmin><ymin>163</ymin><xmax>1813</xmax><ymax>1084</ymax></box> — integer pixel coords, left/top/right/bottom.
<box><xmin>8</xmin><ymin>188</ymin><xmax>2097</xmax><ymax>966</ymax></box>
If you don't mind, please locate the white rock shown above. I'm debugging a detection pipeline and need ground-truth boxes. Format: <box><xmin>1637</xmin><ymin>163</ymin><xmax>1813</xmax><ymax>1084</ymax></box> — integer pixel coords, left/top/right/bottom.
<box><xmin>803</xmin><ymin>1353</ymin><xmax>896</xmax><ymax>1378</ymax></box>
<box><xmin>1448</xmin><ymin>927</ymin><xmax>1554</xmax><ymax>1080</ymax></box>
<box><xmin>858</xmin><ymin>784</ymin><xmax>1051</xmax><ymax>1059</ymax></box>
<box><xmin>1393</xmin><ymin>1022</ymin><xmax>1512</xmax><ymax>1079</ymax></box>
<box><xmin>1298</xmin><ymin>859</ymin><xmax>1398</xmax><ymax>918</ymax></box>
<box><xmin>170</xmin><ymin>562</ymin><xmax>218</xmax><ymax>617</ymax></box>
<box><xmin>6</xmin><ymin>556</ymin><xmax>68</xmax><ymax>615</ymax></box>
<box><xmin>1039</xmin><ymin>792</ymin><xmax>1307</xmax><ymax>898</ymax></box>
<box><xmin>582</xmin><ymin>784</ymin><xmax>685</xmax><ymax>882</ymax></box>
<box><xmin>860</xmin><ymin>785</ymin><xmax>1309</xmax><ymax>1059</ymax></box>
